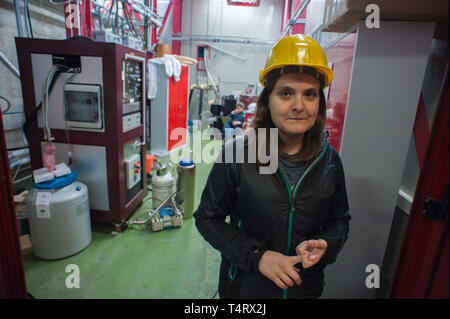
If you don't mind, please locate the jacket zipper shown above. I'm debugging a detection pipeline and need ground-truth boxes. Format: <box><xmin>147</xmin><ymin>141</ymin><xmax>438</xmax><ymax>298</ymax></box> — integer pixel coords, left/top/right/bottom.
<box><xmin>228</xmin><ymin>219</ymin><xmax>243</xmax><ymax>282</ymax></box>
<box><xmin>278</xmin><ymin>141</ymin><xmax>329</xmax><ymax>299</ymax></box>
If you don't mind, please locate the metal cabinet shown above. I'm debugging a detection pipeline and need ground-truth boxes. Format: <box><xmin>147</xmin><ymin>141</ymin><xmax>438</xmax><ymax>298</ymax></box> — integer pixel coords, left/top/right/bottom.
<box><xmin>150</xmin><ymin>64</ymin><xmax>189</xmax><ymax>155</ymax></box>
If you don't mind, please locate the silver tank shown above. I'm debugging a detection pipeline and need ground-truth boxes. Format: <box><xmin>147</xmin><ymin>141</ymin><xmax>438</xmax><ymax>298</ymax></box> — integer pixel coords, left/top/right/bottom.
<box><xmin>175</xmin><ymin>159</ymin><xmax>196</xmax><ymax>219</ymax></box>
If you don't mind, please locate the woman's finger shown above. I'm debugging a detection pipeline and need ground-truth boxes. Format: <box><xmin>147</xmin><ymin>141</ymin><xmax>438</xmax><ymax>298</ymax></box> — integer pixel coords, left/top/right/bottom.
<box><xmin>288</xmin><ymin>255</ymin><xmax>303</xmax><ymax>265</ymax></box>
<box><xmin>279</xmin><ymin>273</ymin><xmax>295</xmax><ymax>288</ymax></box>
<box><xmin>309</xmin><ymin>239</ymin><xmax>328</xmax><ymax>249</ymax></box>
<box><xmin>274</xmin><ymin>277</ymin><xmax>288</xmax><ymax>290</ymax></box>
<box><xmin>286</xmin><ymin>267</ymin><xmax>302</xmax><ymax>286</ymax></box>
<box><xmin>302</xmin><ymin>252</ymin><xmax>315</xmax><ymax>268</ymax></box>
<box><xmin>297</xmin><ymin>243</ymin><xmax>309</xmax><ymax>255</ymax></box>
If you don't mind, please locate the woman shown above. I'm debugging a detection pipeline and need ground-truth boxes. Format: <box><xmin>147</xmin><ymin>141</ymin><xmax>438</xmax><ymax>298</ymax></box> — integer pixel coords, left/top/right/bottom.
<box><xmin>194</xmin><ymin>34</ymin><xmax>351</xmax><ymax>299</ymax></box>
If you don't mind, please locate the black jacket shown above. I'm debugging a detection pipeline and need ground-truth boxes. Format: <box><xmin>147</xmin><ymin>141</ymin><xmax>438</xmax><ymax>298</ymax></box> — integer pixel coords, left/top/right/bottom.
<box><xmin>194</xmin><ymin>136</ymin><xmax>351</xmax><ymax>299</ymax></box>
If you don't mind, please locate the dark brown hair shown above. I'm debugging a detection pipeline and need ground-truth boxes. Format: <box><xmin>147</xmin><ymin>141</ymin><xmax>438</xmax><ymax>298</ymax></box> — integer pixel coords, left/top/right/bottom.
<box><xmin>246</xmin><ymin>66</ymin><xmax>327</xmax><ymax>163</ymax></box>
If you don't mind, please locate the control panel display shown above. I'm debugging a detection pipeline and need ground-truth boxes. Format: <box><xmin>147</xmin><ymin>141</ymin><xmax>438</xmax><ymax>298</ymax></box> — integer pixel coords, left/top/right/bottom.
<box><xmin>122</xmin><ymin>60</ymin><xmax>142</xmax><ymax>114</ymax></box>
<box><xmin>64</xmin><ymin>83</ymin><xmax>103</xmax><ymax>130</ymax></box>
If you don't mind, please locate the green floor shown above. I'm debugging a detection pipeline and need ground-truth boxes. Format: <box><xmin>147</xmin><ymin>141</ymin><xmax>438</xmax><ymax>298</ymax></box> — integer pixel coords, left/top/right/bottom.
<box><xmin>22</xmin><ymin>133</ymin><xmax>223</xmax><ymax>299</ymax></box>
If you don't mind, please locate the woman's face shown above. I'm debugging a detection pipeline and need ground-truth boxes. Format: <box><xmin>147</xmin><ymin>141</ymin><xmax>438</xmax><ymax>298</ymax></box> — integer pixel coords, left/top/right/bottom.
<box><xmin>268</xmin><ymin>72</ymin><xmax>321</xmax><ymax>138</ymax></box>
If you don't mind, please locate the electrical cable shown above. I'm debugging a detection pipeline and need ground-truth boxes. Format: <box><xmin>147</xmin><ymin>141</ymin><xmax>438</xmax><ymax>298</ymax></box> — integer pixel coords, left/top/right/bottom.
<box><xmin>7</xmin><ymin>146</ymin><xmax>29</xmax><ymax>151</ymax></box>
<box><xmin>98</xmin><ymin>2</ymin><xmax>103</xmax><ymax>30</ymax></box>
<box><xmin>121</xmin><ymin>0</ymin><xmax>133</xmax><ymax>36</ymax></box>
<box><xmin>41</xmin><ymin>65</ymin><xmax>58</xmax><ymax>141</ymax></box>
<box><xmin>11</xmin><ymin>160</ymin><xmax>23</xmax><ymax>183</ymax></box>
<box><xmin>0</xmin><ymin>96</ymin><xmax>12</xmax><ymax>113</ymax></box>
<box><xmin>22</xmin><ymin>66</ymin><xmax>68</xmax><ymax>142</ymax></box>
<box><xmin>27</xmin><ymin>6</ymin><xmax>34</xmax><ymax>38</ymax></box>
<box><xmin>106</xmin><ymin>0</ymin><xmax>115</xmax><ymax>28</ymax></box>
<box><xmin>115</xmin><ymin>0</ymin><xmax>119</xmax><ymax>34</ymax></box>
<box><xmin>122</xmin><ymin>0</ymin><xmax>143</xmax><ymax>42</ymax></box>
<box><xmin>39</xmin><ymin>64</ymin><xmax>69</xmax><ymax>142</ymax></box>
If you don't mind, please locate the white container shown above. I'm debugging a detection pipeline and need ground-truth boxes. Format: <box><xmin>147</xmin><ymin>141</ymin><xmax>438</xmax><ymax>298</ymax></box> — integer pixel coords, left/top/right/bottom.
<box><xmin>26</xmin><ymin>181</ymin><xmax>92</xmax><ymax>260</ymax></box>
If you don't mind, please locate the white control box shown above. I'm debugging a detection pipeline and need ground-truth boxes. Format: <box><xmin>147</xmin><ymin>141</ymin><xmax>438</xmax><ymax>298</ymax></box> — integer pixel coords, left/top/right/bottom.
<box><xmin>123</xmin><ymin>112</ymin><xmax>141</xmax><ymax>132</ymax></box>
<box><xmin>124</xmin><ymin>154</ymin><xmax>141</xmax><ymax>190</ymax></box>
<box><xmin>93</xmin><ymin>30</ymin><xmax>122</xmax><ymax>45</ymax></box>
<box><xmin>121</xmin><ymin>36</ymin><xmax>143</xmax><ymax>51</ymax></box>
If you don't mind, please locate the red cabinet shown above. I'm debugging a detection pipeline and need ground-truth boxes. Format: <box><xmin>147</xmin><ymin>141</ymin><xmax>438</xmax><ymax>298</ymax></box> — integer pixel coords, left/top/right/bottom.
<box><xmin>150</xmin><ymin>64</ymin><xmax>189</xmax><ymax>155</ymax></box>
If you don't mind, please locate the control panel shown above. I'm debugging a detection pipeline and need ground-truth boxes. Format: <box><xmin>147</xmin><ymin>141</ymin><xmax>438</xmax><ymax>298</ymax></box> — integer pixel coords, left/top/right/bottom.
<box><xmin>122</xmin><ymin>60</ymin><xmax>142</xmax><ymax>114</ymax></box>
<box><xmin>125</xmin><ymin>154</ymin><xmax>141</xmax><ymax>190</ymax></box>
<box><xmin>122</xmin><ymin>59</ymin><xmax>143</xmax><ymax>132</ymax></box>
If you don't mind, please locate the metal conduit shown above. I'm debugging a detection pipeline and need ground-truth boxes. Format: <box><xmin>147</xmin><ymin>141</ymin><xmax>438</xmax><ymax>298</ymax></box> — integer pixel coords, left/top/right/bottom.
<box><xmin>280</xmin><ymin>0</ymin><xmax>311</xmax><ymax>38</ymax></box>
<box><xmin>0</xmin><ymin>52</ymin><xmax>21</xmax><ymax>79</ymax></box>
<box><xmin>13</xmin><ymin>0</ymin><xmax>24</xmax><ymax>37</ymax></box>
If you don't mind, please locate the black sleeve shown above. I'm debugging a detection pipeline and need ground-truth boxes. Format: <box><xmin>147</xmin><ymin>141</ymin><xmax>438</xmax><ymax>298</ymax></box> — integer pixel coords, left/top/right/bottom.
<box><xmin>193</xmin><ymin>148</ymin><xmax>268</xmax><ymax>273</ymax></box>
<box><xmin>310</xmin><ymin>154</ymin><xmax>351</xmax><ymax>268</ymax></box>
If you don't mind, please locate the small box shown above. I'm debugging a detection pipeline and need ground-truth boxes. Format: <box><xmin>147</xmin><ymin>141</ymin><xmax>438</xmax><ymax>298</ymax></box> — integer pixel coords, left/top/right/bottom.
<box><xmin>20</xmin><ymin>234</ymin><xmax>33</xmax><ymax>255</ymax></box>
<box><xmin>93</xmin><ymin>30</ymin><xmax>122</xmax><ymax>45</ymax></box>
<box><xmin>121</xmin><ymin>36</ymin><xmax>143</xmax><ymax>51</ymax></box>
<box><xmin>33</xmin><ymin>167</ymin><xmax>53</xmax><ymax>184</ymax></box>
<box><xmin>53</xmin><ymin>163</ymin><xmax>71</xmax><ymax>177</ymax></box>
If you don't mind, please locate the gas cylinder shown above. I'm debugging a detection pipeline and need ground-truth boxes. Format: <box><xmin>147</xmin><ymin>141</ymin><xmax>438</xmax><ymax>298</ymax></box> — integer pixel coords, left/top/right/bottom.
<box><xmin>175</xmin><ymin>159</ymin><xmax>196</xmax><ymax>219</ymax></box>
<box><xmin>152</xmin><ymin>163</ymin><xmax>175</xmax><ymax>209</ymax></box>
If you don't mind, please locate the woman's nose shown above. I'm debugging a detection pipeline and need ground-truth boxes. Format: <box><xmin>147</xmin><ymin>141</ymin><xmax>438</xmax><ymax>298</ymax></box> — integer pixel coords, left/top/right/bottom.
<box><xmin>291</xmin><ymin>94</ymin><xmax>305</xmax><ymax>112</ymax></box>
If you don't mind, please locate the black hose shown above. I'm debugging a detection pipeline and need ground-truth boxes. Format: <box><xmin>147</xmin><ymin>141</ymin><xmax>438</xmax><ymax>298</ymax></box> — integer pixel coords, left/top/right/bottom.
<box><xmin>106</xmin><ymin>0</ymin><xmax>114</xmax><ymax>28</ymax></box>
<box><xmin>115</xmin><ymin>0</ymin><xmax>119</xmax><ymax>34</ymax></box>
<box><xmin>122</xmin><ymin>0</ymin><xmax>141</xmax><ymax>41</ymax></box>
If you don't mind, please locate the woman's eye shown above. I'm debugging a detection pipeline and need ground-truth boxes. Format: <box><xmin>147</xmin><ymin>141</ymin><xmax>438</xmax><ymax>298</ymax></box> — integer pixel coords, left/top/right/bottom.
<box><xmin>279</xmin><ymin>90</ymin><xmax>291</xmax><ymax>97</ymax></box>
<box><xmin>304</xmin><ymin>90</ymin><xmax>318</xmax><ymax>98</ymax></box>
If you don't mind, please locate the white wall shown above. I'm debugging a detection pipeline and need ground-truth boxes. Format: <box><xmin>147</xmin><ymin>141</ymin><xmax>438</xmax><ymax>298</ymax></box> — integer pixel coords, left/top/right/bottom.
<box><xmin>180</xmin><ymin>0</ymin><xmax>283</xmax><ymax>96</ymax></box>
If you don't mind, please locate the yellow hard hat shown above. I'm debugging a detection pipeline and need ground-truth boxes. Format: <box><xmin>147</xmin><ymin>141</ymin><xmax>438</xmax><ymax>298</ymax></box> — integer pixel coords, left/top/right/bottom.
<box><xmin>259</xmin><ymin>34</ymin><xmax>334</xmax><ymax>88</ymax></box>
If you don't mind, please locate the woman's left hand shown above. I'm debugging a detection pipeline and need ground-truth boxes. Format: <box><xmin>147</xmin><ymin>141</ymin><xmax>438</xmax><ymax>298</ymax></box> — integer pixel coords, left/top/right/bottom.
<box><xmin>295</xmin><ymin>239</ymin><xmax>328</xmax><ymax>269</ymax></box>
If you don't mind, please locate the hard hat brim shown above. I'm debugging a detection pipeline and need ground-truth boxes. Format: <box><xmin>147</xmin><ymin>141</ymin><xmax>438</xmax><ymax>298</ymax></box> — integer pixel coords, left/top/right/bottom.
<box><xmin>259</xmin><ymin>63</ymin><xmax>334</xmax><ymax>88</ymax></box>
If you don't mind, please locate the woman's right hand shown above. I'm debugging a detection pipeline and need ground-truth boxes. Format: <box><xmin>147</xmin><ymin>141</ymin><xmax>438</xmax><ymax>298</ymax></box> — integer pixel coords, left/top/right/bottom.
<box><xmin>258</xmin><ymin>250</ymin><xmax>303</xmax><ymax>289</ymax></box>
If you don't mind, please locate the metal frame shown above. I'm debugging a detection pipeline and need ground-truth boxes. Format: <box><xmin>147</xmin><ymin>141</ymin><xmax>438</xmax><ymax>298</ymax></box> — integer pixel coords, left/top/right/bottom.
<box><xmin>15</xmin><ymin>38</ymin><xmax>148</xmax><ymax>226</ymax></box>
<box><xmin>389</xmin><ymin>63</ymin><xmax>449</xmax><ymax>298</ymax></box>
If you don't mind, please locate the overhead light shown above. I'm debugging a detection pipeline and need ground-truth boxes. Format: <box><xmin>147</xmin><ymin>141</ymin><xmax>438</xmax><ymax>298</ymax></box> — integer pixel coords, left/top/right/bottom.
<box><xmin>227</xmin><ymin>0</ymin><xmax>260</xmax><ymax>7</ymax></box>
